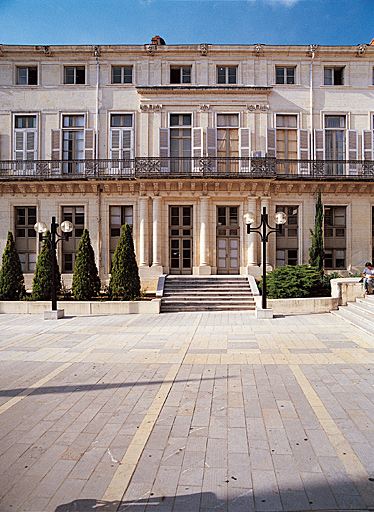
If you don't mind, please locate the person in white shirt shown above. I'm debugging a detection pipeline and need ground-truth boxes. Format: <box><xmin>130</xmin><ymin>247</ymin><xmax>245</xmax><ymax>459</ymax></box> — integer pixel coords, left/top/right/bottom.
<box><xmin>361</xmin><ymin>262</ymin><xmax>374</xmax><ymax>295</ymax></box>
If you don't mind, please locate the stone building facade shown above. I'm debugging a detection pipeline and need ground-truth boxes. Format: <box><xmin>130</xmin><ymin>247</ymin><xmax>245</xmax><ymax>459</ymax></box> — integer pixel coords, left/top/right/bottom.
<box><xmin>0</xmin><ymin>39</ymin><xmax>374</xmax><ymax>291</ymax></box>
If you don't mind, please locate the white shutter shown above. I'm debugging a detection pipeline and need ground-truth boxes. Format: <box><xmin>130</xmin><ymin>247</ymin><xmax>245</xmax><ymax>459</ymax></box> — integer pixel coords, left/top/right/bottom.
<box><xmin>298</xmin><ymin>129</ymin><xmax>310</xmax><ymax>174</ymax></box>
<box><xmin>84</xmin><ymin>129</ymin><xmax>95</xmax><ymax>160</ymax></box>
<box><xmin>110</xmin><ymin>129</ymin><xmax>121</xmax><ymax>160</ymax></box>
<box><xmin>239</xmin><ymin>128</ymin><xmax>251</xmax><ymax>172</ymax></box>
<box><xmin>51</xmin><ymin>129</ymin><xmax>62</xmax><ymax>174</ymax></box>
<box><xmin>26</xmin><ymin>131</ymin><xmax>37</xmax><ymax>161</ymax></box>
<box><xmin>314</xmin><ymin>129</ymin><xmax>325</xmax><ymax>160</ymax></box>
<box><xmin>267</xmin><ymin>128</ymin><xmax>276</xmax><ymax>158</ymax></box>
<box><xmin>206</xmin><ymin>127</ymin><xmax>217</xmax><ymax>172</ymax></box>
<box><xmin>159</xmin><ymin>127</ymin><xmax>170</xmax><ymax>173</ymax></box>
<box><xmin>363</xmin><ymin>130</ymin><xmax>374</xmax><ymax>161</ymax></box>
<box><xmin>14</xmin><ymin>131</ymin><xmax>24</xmax><ymax>160</ymax></box>
<box><xmin>347</xmin><ymin>130</ymin><xmax>358</xmax><ymax>175</ymax></box>
<box><xmin>192</xmin><ymin>127</ymin><xmax>203</xmax><ymax>173</ymax></box>
<box><xmin>122</xmin><ymin>129</ymin><xmax>133</xmax><ymax>160</ymax></box>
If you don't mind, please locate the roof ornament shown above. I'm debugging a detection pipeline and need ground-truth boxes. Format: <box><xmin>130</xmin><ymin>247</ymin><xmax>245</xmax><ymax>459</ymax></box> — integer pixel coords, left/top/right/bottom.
<box><xmin>356</xmin><ymin>44</ymin><xmax>367</xmax><ymax>56</ymax></box>
<box><xmin>36</xmin><ymin>45</ymin><xmax>51</xmax><ymax>55</ymax></box>
<box><xmin>254</xmin><ymin>43</ymin><xmax>263</xmax><ymax>55</ymax></box>
<box><xmin>145</xmin><ymin>44</ymin><xmax>156</xmax><ymax>55</ymax></box>
<box><xmin>200</xmin><ymin>44</ymin><xmax>208</xmax><ymax>56</ymax></box>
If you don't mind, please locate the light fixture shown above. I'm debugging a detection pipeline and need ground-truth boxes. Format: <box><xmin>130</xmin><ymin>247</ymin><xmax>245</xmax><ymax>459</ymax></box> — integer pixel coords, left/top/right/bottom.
<box><xmin>274</xmin><ymin>211</ymin><xmax>287</xmax><ymax>225</ymax></box>
<box><xmin>242</xmin><ymin>212</ymin><xmax>255</xmax><ymax>225</ymax></box>
<box><xmin>60</xmin><ymin>220</ymin><xmax>73</xmax><ymax>233</ymax></box>
<box><xmin>34</xmin><ymin>221</ymin><xmax>48</xmax><ymax>234</ymax></box>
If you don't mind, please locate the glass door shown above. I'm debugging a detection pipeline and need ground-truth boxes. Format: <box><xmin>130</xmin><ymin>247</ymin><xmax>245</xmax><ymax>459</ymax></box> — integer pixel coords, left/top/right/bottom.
<box><xmin>216</xmin><ymin>206</ymin><xmax>239</xmax><ymax>274</ymax></box>
<box><xmin>169</xmin><ymin>206</ymin><xmax>193</xmax><ymax>274</ymax></box>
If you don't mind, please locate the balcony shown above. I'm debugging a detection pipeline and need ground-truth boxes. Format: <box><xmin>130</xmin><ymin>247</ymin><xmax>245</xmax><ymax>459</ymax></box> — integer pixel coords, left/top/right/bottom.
<box><xmin>0</xmin><ymin>157</ymin><xmax>373</xmax><ymax>180</ymax></box>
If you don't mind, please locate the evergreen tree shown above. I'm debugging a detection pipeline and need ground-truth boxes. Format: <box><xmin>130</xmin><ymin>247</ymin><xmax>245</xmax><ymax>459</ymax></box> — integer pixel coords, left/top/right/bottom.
<box><xmin>109</xmin><ymin>223</ymin><xmax>141</xmax><ymax>300</ymax></box>
<box><xmin>309</xmin><ymin>190</ymin><xmax>325</xmax><ymax>274</ymax></box>
<box><xmin>0</xmin><ymin>231</ymin><xmax>26</xmax><ymax>300</ymax></box>
<box><xmin>31</xmin><ymin>230</ymin><xmax>61</xmax><ymax>300</ymax></box>
<box><xmin>72</xmin><ymin>229</ymin><xmax>100</xmax><ymax>300</ymax></box>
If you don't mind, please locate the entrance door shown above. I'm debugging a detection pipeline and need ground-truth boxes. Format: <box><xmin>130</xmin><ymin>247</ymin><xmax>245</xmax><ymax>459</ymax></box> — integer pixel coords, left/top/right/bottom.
<box><xmin>216</xmin><ymin>206</ymin><xmax>239</xmax><ymax>274</ymax></box>
<box><xmin>169</xmin><ymin>206</ymin><xmax>193</xmax><ymax>274</ymax></box>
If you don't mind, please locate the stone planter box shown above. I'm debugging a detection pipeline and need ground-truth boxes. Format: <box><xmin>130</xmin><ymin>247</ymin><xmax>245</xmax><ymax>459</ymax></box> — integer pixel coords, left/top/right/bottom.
<box><xmin>266</xmin><ymin>296</ymin><xmax>339</xmax><ymax>315</ymax></box>
<box><xmin>0</xmin><ymin>299</ymin><xmax>161</xmax><ymax>315</ymax></box>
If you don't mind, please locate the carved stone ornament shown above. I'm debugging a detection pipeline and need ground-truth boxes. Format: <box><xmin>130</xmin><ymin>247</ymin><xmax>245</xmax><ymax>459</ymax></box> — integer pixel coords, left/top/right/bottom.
<box><xmin>145</xmin><ymin>44</ymin><xmax>156</xmax><ymax>55</ymax></box>
<box><xmin>356</xmin><ymin>44</ymin><xmax>367</xmax><ymax>56</ymax></box>
<box><xmin>200</xmin><ymin>44</ymin><xmax>208</xmax><ymax>56</ymax></box>
<box><xmin>140</xmin><ymin>104</ymin><xmax>163</xmax><ymax>113</ymax></box>
<box><xmin>308</xmin><ymin>44</ymin><xmax>318</xmax><ymax>56</ymax></box>
<box><xmin>247</xmin><ymin>104</ymin><xmax>270</xmax><ymax>112</ymax></box>
<box><xmin>36</xmin><ymin>45</ymin><xmax>51</xmax><ymax>56</ymax></box>
<box><xmin>199</xmin><ymin>104</ymin><xmax>210</xmax><ymax>112</ymax></box>
<box><xmin>254</xmin><ymin>44</ymin><xmax>263</xmax><ymax>55</ymax></box>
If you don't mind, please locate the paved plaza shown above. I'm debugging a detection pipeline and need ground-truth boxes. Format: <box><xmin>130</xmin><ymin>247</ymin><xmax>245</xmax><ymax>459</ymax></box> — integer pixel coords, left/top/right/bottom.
<box><xmin>0</xmin><ymin>311</ymin><xmax>373</xmax><ymax>512</ymax></box>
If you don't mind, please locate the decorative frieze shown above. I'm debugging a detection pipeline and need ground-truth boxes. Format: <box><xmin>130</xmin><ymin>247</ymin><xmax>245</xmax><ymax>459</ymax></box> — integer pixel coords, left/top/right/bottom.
<box><xmin>247</xmin><ymin>103</ymin><xmax>269</xmax><ymax>112</ymax></box>
<box><xmin>140</xmin><ymin>104</ymin><xmax>163</xmax><ymax>113</ymax></box>
<box><xmin>199</xmin><ymin>104</ymin><xmax>210</xmax><ymax>112</ymax></box>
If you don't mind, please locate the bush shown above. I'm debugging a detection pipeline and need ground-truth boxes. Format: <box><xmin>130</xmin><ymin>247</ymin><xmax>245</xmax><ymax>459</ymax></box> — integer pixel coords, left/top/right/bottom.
<box><xmin>72</xmin><ymin>229</ymin><xmax>100</xmax><ymax>300</ymax></box>
<box><xmin>258</xmin><ymin>265</ymin><xmax>323</xmax><ymax>299</ymax></box>
<box><xmin>0</xmin><ymin>231</ymin><xmax>26</xmax><ymax>300</ymax></box>
<box><xmin>31</xmin><ymin>230</ymin><xmax>61</xmax><ymax>300</ymax></box>
<box><xmin>109</xmin><ymin>223</ymin><xmax>141</xmax><ymax>300</ymax></box>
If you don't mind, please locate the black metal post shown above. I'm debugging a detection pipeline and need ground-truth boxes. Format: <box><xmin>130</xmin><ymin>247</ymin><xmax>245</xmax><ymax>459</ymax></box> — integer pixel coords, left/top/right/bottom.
<box><xmin>51</xmin><ymin>217</ymin><xmax>57</xmax><ymax>311</ymax></box>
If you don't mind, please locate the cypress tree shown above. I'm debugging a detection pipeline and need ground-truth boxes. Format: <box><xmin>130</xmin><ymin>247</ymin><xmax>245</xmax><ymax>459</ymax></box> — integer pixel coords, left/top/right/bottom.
<box><xmin>309</xmin><ymin>190</ymin><xmax>325</xmax><ymax>274</ymax></box>
<box><xmin>0</xmin><ymin>231</ymin><xmax>26</xmax><ymax>300</ymax></box>
<box><xmin>72</xmin><ymin>229</ymin><xmax>100</xmax><ymax>300</ymax></box>
<box><xmin>31</xmin><ymin>230</ymin><xmax>61</xmax><ymax>300</ymax></box>
<box><xmin>109</xmin><ymin>223</ymin><xmax>141</xmax><ymax>300</ymax></box>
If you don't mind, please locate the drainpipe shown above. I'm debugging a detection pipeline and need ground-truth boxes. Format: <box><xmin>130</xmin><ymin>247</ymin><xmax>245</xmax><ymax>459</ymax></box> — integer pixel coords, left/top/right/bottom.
<box><xmin>94</xmin><ymin>46</ymin><xmax>100</xmax><ymax>159</ymax></box>
<box><xmin>309</xmin><ymin>45</ymin><xmax>317</xmax><ymax>159</ymax></box>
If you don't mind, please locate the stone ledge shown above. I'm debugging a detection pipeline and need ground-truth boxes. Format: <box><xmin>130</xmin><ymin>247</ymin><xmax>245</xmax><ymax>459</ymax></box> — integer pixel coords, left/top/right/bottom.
<box><xmin>0</xmin><ymin>299</ymin><xmax>161</xmax><ymax>315</ymax></box>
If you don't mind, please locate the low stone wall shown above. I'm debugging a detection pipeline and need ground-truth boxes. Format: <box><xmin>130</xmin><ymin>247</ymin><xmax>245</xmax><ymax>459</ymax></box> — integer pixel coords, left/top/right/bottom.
<box><xmin>0</xmin><ymin>299</ymin><xmax>161</xmax><ymax>315</ymax></box>
<box><xmin>267</xmin><ymin>296</ymin><xmax>339</xmax><ymax>315</ymax></box>
<box><xmin>330</xmin><ymin>277</ymin><xmax>364</xmax><ymax>305</ymax></box>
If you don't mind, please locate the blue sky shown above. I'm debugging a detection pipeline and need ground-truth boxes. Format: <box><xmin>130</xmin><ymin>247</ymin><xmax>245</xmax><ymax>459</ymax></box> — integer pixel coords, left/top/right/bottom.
<box><xmin>0</xmin><ymin>0</ymin><xmax>372</xmax><ymax>46</ymax></box>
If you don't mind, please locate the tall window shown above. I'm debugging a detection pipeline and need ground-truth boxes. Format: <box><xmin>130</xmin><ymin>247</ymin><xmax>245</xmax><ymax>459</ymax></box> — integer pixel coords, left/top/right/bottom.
<box><xmin>276</xmin><ymin>206</ymin><xmax>298</xmax><ymax>267</ymax></box>
<box><xmin>324</xmin><ymin>206</ymin><xmax>346</xmax><ymax>269</ymax></box>
<box><xmin>62</xmin><ymin>115</ymin><xmax>85</xmax><ymax>173</ymax></box>
<box><xmin>61</xmin><ymin>207</ymin><xmax>84</xmax><ymax>272</ymax></box>
<box><xmin>109</xmin><ymin>206</ymin><xmax>133</xmax><ymax>264</ymax></box>
<box><xmin>217</xmin><ymin>114</ymin><xmax>239</xmax><ymax>158</ymax></box>
<box><xmin>109</xmin><ymin>114</ymin><xmax>134</xmax><ymax>172</ymax></box>
<box><xmin>15</xmin><ymin>207</ymin><xmax>37</xmax><ymax>273</ymax></box>
<box><xmin>325</xmin><ymin>115</ymin><xmax>345</xmax><ymax>175</ymax></box>
<box><xmin>64</xmin><ymin>66</ymin><xmax>85</xmax><ymax>85</ymax></box>
<box><xmin>170</xmin><ymin>114</ymin><xmax>191</xmax><ymax>173</ymax></box>
<box><xmin>275</xmin><ymin>67</ymin><xmax>295</xmax><ymax>85</ymax></box>
<box><xmin>17</xmin><ymin>66</ymin><xmax>37</xmax><ymax>85</ymax></box>
<box><xmin>14</xmin><ymin>115</ymin><xmax>37</xmax><ymax>161</ymax></box>
<box><xmin>170</xmin><ymin>66</ymin><xmax>191</xmax><ymax>84</ymax></box>
<box><xmin>112</xmin><ymin>66</ymin><xmax>132</xmax><ymax>84</ymax></box>
<box><xmin>217</xmin><ymin>66</ymin><xmax>237</xmax><ymax>84</ymax></box>
<box><xmin>324</xmin><ymin>67</ymin><xmax>344</xmax><ymax>85</ymax></box>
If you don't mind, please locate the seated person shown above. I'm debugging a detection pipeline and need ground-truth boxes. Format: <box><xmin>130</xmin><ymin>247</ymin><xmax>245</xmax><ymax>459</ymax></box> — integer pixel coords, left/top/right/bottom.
<box><xmin>362</xmin><ymin>262</ymin><xmax>374</xmax><ymax>295</ymax></box>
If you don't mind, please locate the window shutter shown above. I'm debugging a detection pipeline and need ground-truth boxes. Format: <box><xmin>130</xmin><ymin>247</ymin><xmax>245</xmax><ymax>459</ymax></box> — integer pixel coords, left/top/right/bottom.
<box><xmin>26</xmin><ymin>131</ymin><xmax>37</xmax><ymax>161</ymax></box>
<box><xmin>363</xmin><ymin>130</ymin><xmax>374</xmax><ymax>161</ymax></box>
<box><xmin>14</xmin><ymin>131</ymin><xmax>24</xmax><ymax>160</ymax></box>
<box><xmin>206</xmin><ymin>127</ymin><xmax>217</xmax><ymax>172</ymax></box>
<box><xmin>298</xmin><ymin>129</ymin><xmax>310</xmax><ymax>174</ymax></box>
<box><xmin>192</xmin><ymin>127</ymin><xmax>203</xmax><ymax>173</ymax></box>
<box><xmin>159</xmin><ymin>127</ymin><xmax>170</xmax><ymax>173</ymax></box>
<box><xmin>347</xmin><ymin>130</ymin><xmax>358</xmax><ymax>175</ymax></box>
<box><xmin>314</xmin><ymin>129</ymin><xmax>325</xmax><ymax>160</ymax></box>
<box><xmin>110</xmin><ymin>129</ymin><xmax>121</xmax><ymax>160</ymax></box>
<box><xmin>122</xmin><ymin>129</ymin><xmax>133</xmax><ymax>160</ymax></box>
<box><xmin>267</xmin><ymin>128</ymin><xmax>276</xmax><ymax>158</ymax></box>
<box><xmin>84</xmin><ymin>129</ymin><xmax>95</xmax><ymax>160</ymax></box>
<box><xmin>239</xmin><ymin>128</ymin><xmax>251</xmax><ymax>172</ymax></box>
<box><xmin>51</xmin><ymin>129</ymin><xmax>62</xmax><ymax>174</ymax></box>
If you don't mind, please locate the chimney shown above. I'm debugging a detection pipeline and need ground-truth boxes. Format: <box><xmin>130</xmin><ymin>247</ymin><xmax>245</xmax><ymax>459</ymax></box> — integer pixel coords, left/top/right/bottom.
<box><xmin>151</xmin><ymin>35</ymin><xmax>165</xmax><ymax>46</ymax></box>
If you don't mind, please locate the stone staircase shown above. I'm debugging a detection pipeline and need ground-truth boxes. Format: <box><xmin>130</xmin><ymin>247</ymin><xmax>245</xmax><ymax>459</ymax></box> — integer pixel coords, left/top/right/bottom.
<box><xmin>331</xmin><ymin>294</ymin><xmax>374</xmax><ymax>336</ymax></box>
<box><xmin>160</xmin><ymin>275</ymin><xmax>256</xmax><ymax>313</ymax></box>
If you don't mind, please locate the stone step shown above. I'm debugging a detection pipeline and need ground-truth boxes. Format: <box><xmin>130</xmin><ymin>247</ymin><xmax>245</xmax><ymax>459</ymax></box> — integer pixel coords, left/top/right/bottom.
<box><xmin>161</xmin><ymin>304</ymin><xmax>256</xmax><ymax>312</ymax></box>
<box><xmin>331</xmin><ymin>304</ymin><xmax>374</xmax><ymax>337</ymax></box>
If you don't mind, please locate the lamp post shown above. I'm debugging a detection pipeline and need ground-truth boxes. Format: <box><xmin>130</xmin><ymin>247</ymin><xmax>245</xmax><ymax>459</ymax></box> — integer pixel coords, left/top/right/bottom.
<box><xmin>34</xmin><ymin>217</ymin><xmax>73</xmax><ymax>318</ymax></box>
<box><xmin>243</xmin><ymin>207</ymin><xmax>287</xmax><ymax>313</ymax></box>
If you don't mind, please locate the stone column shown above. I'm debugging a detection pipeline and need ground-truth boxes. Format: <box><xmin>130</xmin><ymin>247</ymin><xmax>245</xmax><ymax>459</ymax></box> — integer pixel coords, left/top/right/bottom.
<box><xmin>196</xmin><ymin>196</ymin><xmax>211</xmax><ymax>275</ymax></box>
<box><xmin>152</xmin><ymin>196</ymin><xmax>162</xmax><ymax>267</ymax></box>
<box><xmin>139</xmin><ymin>196</ymin><xmax>149</xmax><ymax>267</ymax></box>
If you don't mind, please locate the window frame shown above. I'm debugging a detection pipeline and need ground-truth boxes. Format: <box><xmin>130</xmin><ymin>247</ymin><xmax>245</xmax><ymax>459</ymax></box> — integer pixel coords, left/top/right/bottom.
<box><xmin>14</xmin><ymin>206</ymin><xmax>37</xmax><ymax>273</ymax></box>
<box><xmin>64</xmin><ymin>65</ymin><xmax>86</xmax><ymax>85</ymax></box>
<box><xmin>323</xmin><ymin>66</ymin><xmax>345</xmax><ymax>86</ymax></box>
<box><xmin>275</xmin><ymin>66</ymin><xmax>296</xmax><ymax>85</ymax></box>
<box><xmin>16</xmin><ymin>66</ymin><xmax>38</xmax><ymax>86</ymax></box>
<box><xmin>13</xmin><ymin>113</ymin><xmax>38</xmax><ymax>161</ymax></box>
<box><xmin>217</xmin><ymin>66</ymin><xmax>238</xmax><ymax>85</ymax></box>
<box><xmin>111</xmin><ymin>65</ymin><xmax>133</xmax><ymax>85</ymax></box>
<box><xmin>61</xmin><ymin>205</ymin><xmax>85</xmax><ymax>273</ymax></box>
<box><xmin>170</xmin><ymin>65</ymin><xmax>192</xmax><ymax>84</ymax></box>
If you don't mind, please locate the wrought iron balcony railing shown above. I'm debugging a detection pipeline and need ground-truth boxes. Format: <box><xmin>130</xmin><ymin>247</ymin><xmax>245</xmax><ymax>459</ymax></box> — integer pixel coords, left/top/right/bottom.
<box><xmin>0</xmin><ymin>157</ymin><xmax>374</xmax><ymax>180</ymax></box>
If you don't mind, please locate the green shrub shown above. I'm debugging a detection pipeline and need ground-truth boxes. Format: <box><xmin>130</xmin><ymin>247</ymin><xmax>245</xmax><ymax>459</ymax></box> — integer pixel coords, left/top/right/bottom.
<box><xmin>0</xmin><ymin>231</ymin><xmax>26</xmax><ymax>300</ymax></box>
<box><xmin>72</xmin><ymin>229</ymin><xmax>100</xmax><ymax>300</ymax></box>
<box><xmin>309</xmin><ymin>190</ymin><xmax>324</xmax><ymax>275</ymax></box>
<box><xmin>31</xmin><ymin>230</ymin><xmax>61</xmax><ymax>300</ymax></box>
<box><xmin>258</xmin><ymin>265</ymin><xmax>323</xmax><ymax>299</ymax></box>
<box><xmin>109</xmin><ymin>223</ymin><xmax>141</xmax><ymax>300</ymax></box>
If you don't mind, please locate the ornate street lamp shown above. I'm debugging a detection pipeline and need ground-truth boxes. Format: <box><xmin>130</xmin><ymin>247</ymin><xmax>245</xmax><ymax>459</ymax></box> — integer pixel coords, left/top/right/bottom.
<box><xmin>243</xmin><ymin>207</ymin><xmax>287</xmax><ymax>314</ymax></box>
<box><xmin>34</xmin><ymin>216</ymin><xmax>73</xmax><ymax>318</ymax></box>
